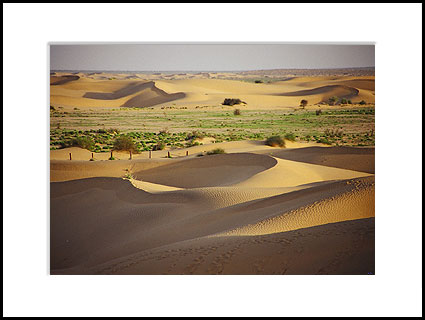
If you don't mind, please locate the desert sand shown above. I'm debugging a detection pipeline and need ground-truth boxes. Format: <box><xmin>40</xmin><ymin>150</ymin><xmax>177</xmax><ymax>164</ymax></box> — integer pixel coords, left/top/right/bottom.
<box><xmin>50</xmin><ymin>70</ymin><xmax>375</xmax><ymax>275</ymax></box>
<box><xmin>50</xmin><ymin>143</ymin><xmax>374</xmax><ymax>275</ymax></box>
<box><xmin>50</xmin><ymin>71</ymin><xmax>374</xmax><ymax>110</ymax></box>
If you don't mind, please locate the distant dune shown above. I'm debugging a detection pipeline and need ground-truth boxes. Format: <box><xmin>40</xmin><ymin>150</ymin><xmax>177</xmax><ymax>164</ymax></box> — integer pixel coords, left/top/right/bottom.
<box><xmin>278</xmin><ymin>85</ymin><xmax>359</xmax><ymax>102</ymax></box>
<box><xmin>120</xmin><ymin>83</ymin><xmax>185</xmax><ymax>108</ymax></box>
<box><xmin>50</xmin><ymin>72</ymin><xmax>375</xmax><ymax>109</ymax></box>
<box><xmin>50</xmin><ymin>75</ymin><xmax>80</xmax><ymax>85</ymax></box>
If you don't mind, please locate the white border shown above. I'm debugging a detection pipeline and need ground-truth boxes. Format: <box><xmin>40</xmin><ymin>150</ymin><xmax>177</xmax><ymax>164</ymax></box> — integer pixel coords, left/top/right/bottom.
<box><xmin>3</xmin><ymin>3</ymin><xmax>422</xmax><ymax>317</ymax></box>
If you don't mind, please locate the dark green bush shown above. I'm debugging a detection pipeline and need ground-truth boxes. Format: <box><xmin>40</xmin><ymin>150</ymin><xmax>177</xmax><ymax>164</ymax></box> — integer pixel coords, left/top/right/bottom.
<box><xmin>222</xmin><ymin>98</ymin><xmax>245</xmax><ymax>106</ymax></box>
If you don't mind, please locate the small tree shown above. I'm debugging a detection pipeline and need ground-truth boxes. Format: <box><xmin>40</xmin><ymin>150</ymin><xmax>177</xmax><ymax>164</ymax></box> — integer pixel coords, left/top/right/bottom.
<box><xmin>300</xmin><ymin>99</ymin><xmax>308</xmax><ymax>108</ymax></box>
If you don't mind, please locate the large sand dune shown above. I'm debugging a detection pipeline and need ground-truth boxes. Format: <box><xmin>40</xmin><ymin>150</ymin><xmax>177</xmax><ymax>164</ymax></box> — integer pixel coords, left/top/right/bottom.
<box><xmin>50</xmin><ymin>146</ymin><xmax>374</xmax><ymax>274</ymax></box>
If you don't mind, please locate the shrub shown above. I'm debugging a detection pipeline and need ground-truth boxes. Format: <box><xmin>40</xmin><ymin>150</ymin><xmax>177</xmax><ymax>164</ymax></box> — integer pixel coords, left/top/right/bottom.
<box><xmin>316</xmin><ymin>109</ymin><xmax>323</xmax><ymax>115</ymax></box>
<box><xmin>233</xmin><ymin>109</ymin><xmax>241</xmax><ymax>116</ymax></box>
<box><xmin>50</xmin><ymin>106</ymin><xmax>56</xmax><ymax>111</ymax></box>
<box><xmin>300</xmin><ymin>99</ymin><xmax>308</xmax><ymax>108</ymax></box>
<box><xmin>254</xmin><ymin>80</ymin><xmax>263</xmax><ymax>83</ymax></box>
<box><xmin>340</xmin><ymin>98</ymin><xmax>347</xmax><ymax>104</ymax></box>
<box><xmin>222</xmin><ymin>98</ymin><xmax>245</xmax><ymax>106</ymax></box>
<box><xmin>72</xmin><ymin>136</ymin><xmax>95</xmax><ymax>151</ymax></box>
<box><xmin>347</xmin><ymin>100</ymin><xmax>352</xmax><ymax>104</ymax></box>
<box><xmin>113</xmin><ymin>136</ymin><xmax>136</xmax><ymax>152</ymax></box>
<box><xmin>284</xmin><ymin>132</ymin><xmax>296</xmax><ymax>142</ymax></box>
<box><xmin>265</xmin><ymin>136</ymin><xmax>286</xmax><ymax>148</ymax></box>
<box><xmin>206</xmin><ymin>148</ymin><xmax>226</xmax><ymax>155</ymax></box>
<box><xmin>359</xmin><ymin>100</ymin><xmax>367</xmax><ymax>105</ymax></box>
<box><xmin>328</xmin><ymin>96</ymin><xmax>338</xmax><ymax>106</ymax></box>
<box><xmin>152</xmin><ymin>142</ymin><xmax>166</xmax><ymax>151</ymax></box>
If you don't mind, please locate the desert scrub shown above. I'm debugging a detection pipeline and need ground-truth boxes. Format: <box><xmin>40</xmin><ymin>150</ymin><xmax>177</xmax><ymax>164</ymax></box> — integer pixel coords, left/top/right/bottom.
<box><xmin>324</xmin><ymin>128</ymin><xmax>344</xmax><ymax>138</ymax></box>
<box><xmin>233</xmin><ymin>109</ymin><xmax>241</xmax><ymax>116</ymax></box>
<box><xmin>265</xmin><ymin>136</ymin><xmax>286</xmax><ymax>148</ymax></box>
<box><xmin>113</xmin><ymin>135</ymin><xmax>136</xmax><ymax>152</ymax></box>
<box><xmin>206</xmin><ymin>148</ymin><xmax>226</xmax><ymax>155</ymax></box>
<box><xmin>72</xmin><ymin>136</ymin><xmax>95</xmax><ymax>151</ymax></box>
<box><xmin>222</xmin><ymin>98</ymin><xmax>245</xmax><ymax>106</ymax></box>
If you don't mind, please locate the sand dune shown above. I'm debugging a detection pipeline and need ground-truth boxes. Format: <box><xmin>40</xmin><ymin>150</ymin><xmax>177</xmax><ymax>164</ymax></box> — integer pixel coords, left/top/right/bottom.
<box><xmin>50</xmin><ymin>146</ymin><xmax>374</xmax><ymax>274</ymax></box>
<box><xmin>219</xmin><ymin>178</ymin><xmax>374</xmax><ymax>236</ymax></box>
<box><xmin>50</xmin><ymin>174</ymin><xmax>374</xmax><ymax>274</ymax></box>
<box><xmin>85</xmin><ymin>218</ymin><xmax>374</xmax><ymax>275</ymax></box>
<box><xmin>83</xmin><ymin>81</ymin><xmax>155</xmax><ymax>100</ymax></box>
<box><xmin>121</xmin><ymin>85</ymin><xmax>185</xmax><ymax>108</ymax></box>
<box><xmin>261</xmin><ymin>146</ymin><xmax>375</xmax><ymax>173</ymax></box>
<box><xmin>278</xmin><ymin>85</ymin><xmax>359</xmax><ymax>100</ymax></box>
<box><xmin>133</xmin><ymin>153</ymin><xmax>278</xmax><ymax>188</ymax></box>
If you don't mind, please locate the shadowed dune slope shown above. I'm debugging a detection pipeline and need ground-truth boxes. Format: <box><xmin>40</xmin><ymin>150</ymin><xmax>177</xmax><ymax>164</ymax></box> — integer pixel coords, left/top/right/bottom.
<box><xmin>121</xmin><ymin>87</ymin><xmax>185</xmax><ymax>108</ymax></box>
<box><xmin>133</xmin><ymin>153</ymin><xmax>278</xmax><ymax>188</ymax></box>
<box><xmin>263</xmin><ymin>146</ymin><xmax>375</xmax><ymax>173</ymax></box>
<box><xmin>278</xmin><ymin>85</ymin><xmax>359</xmax><ymax>100</ymax></box>
<box><xmin>84</xmin><ymin>218</ymin><xmax>374</xmax><ymax>275</ymax></box>
<box><xmin>83</xmin><ymin>81</ymin><xmax>155</xmax><ymax>100</ymax></box>
<box><xmin>50</xmin><ymin>176</ymin><xmax>374</xmax><ymax>274</ymax></box>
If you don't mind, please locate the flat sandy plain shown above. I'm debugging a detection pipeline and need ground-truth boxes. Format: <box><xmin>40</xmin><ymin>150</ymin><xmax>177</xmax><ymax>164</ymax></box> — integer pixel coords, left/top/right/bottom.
<box><xmin>50</xmin><ymin>69</ymin><xmax>375</xmax><ymax>275</ymax></box>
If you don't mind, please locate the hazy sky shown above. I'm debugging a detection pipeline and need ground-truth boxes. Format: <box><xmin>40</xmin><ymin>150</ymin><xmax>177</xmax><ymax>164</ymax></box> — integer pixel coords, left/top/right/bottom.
<box><xmin>50</xmin><ymin>43</ymin><xmax>375</xmax><ymax>71</ymax></box>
